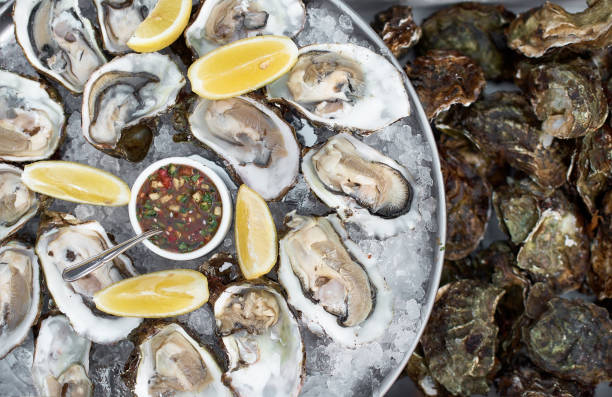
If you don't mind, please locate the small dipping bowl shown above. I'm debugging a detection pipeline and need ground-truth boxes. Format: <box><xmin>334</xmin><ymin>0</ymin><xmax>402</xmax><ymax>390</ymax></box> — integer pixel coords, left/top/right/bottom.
<box><xmin>129</xmin><ymin>157</ymin><xmax>232</xmax><ymax>260</ymax></box>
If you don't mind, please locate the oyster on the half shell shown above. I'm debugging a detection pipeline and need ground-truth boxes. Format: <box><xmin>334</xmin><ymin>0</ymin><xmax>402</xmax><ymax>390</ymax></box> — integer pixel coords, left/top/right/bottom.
<box><xmin>0</xmin><ymin>163</ymin><xmax>40</xmax><ymax>243</ymax></box>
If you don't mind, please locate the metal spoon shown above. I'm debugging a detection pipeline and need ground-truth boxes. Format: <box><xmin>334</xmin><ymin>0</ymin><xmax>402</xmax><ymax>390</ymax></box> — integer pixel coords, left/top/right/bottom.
<box><xmin>62</xmin><ymin>229</ymin><xmax>163</xmax><ymax>282</ymax></box>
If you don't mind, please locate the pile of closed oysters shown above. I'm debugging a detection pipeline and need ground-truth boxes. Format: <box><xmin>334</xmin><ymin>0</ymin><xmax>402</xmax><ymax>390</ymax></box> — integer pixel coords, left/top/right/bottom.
<box><xmin>373</xmin><ymin>1</ymin><xmax>612</xmax><ymax>396</ymax></box>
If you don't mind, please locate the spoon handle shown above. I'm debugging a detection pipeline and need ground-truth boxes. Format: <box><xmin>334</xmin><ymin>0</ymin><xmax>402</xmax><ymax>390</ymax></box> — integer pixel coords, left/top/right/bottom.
<box><xmin>62</xmin><ymin>229</ymin><xmax>163</xmax><ymax>282</ymax></box>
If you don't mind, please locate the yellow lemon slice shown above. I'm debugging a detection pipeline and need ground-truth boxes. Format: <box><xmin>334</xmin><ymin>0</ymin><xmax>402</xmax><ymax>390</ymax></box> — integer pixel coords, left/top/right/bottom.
<box><xmin>235</xmin><ymin>184</ymin><xmax>278</xmax><ymax>279</ymax></box>
<box><xmin>22</xmin><ymin>161</ymin><xmax>130</xmax><ymax>206</ymax></box>
<box><xmin>188</xmin><ymin>35</ymin><xmax>298</xmax><ymax>100</ymax></box>
<box><xmin>93</xmin><ymin>269</ymin><xmax>209</xmax><ymax>318</ymax></box>
<box><xmin>127</xmin><ymin>0</ymin><xmax>192</xmax><ymax>53</ymax></box>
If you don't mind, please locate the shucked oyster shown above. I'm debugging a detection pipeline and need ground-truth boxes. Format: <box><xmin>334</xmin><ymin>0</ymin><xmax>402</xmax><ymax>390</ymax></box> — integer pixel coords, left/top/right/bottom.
<box><xmin>0</xmin><ymin>163</ymin><xmax>39</xmax><ymax>243</ymax></box>
<box><xmin>302</xmin><ymin>133</ymin><xmax>415</xmax><ymax>238</ymax></box>
<box><xmin>0</xmin><ymin>70</ymin><xmax>65</xmax><ymax>162</ymax></box>
<box><xmin>125</xmin><ymin>322</ymin><xmax>232</xmax><ymax>397</ymax></box>
<box><xmin>93</xmin><ymin>0</ymin><xmax>157</xmax><ymax>54</ymax></box>
<box><xmin>185</xmin><ymin>0</ymin><xmax>305</xmax><ymax>57</ymax></box>
<box><xmin>14</xmin><ymin>0</ymin><xmax>107</xmax><ymax>93</ymax></box>
<box><xmin>266</xmin><ymin>44</ymin><xmax>410</xmax><ymax>133</ymax></box>
<box><xmin>278</xmin><ymin>212</ymin><xmax>392</xmax><ymax>346</ymax></box>
<box><xmin>507</xmin><ymin>0</ymin><xmax>612</xmax><ymax>58</ymax></box>
<box><xmin>31</xmin><ymin>315</ymin><xmax>92</xmax><ymax>397</ymax></box>
<box><xmin>0</xmin><ymin>240</ymin><xmax>41</xmax><ymax>359</ymax></box>
<box><xmin>213</xmin><ymin>283</ymin><xmax>304</xmax><ymax>397</ymax></box>
<box><xmin>81</xmin><ymin>53</ymin><xmax>185</xmax><ymax>162</ymax></box>
<box><xmin>35</xmin><ymin>211</ymin><xmax>142</xmax><ymax>343</ymax></box>
<box><xmin>189</xmin><ymin>96</ymin><xmax>300</xmax><ymax>200</ymax></box>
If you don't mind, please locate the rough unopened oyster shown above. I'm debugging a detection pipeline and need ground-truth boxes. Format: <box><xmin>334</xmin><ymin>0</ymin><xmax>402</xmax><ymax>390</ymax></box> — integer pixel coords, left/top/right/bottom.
<box><xmin>515</xmin><ymin>58</ymin><xmax>608</xmax><ymax>139</ymax></box>
<box><xmin>185</xmin><ymin>0</ymin><xmax>306</xmax><ymax>57</ymax></box>
<box><xmin>35</xmin><ymin>211</ymin><xmax>142</xmax><ymax>343</ymax></box>
<box><xmin>0</xmin><ymin>240</ymin><xmax>41</xmax><ymax>359</ymax></box>
<box><xmin>421</xmin><ymin>280</ymin><xmax>505</xmax><ymax>396</ymax></box>
<box><xmin>266</xmin><ymin>43</ymin><xmax>410</xmax><ymax>133</ymax></box>
<box><xmin>417</xmin><ymin>3</ymin><xmax>515</xmax><ymax>80</ymax></box>
<box><xmin>522</xmin><ymin>297</ymin><xmax>612</xmax><ymax>385</ymax></box>
<box><xmin>0</xmin><ymin>163</ymin><xmax>40</xmax><ymax>243</ymax></box>
<box><xmin>124</xmin><ymin>322</ymin><xmax>232</xmax><ymax>397</ymax></box>
<box><xmin>507</xmin><ymin>0</ymin><xmax>612</xmax><ymax>58</ymax></box>
<box><xmin>81</xmin><ymin>53</ymin><xmax>185</xmax><ymax>162</ymax></box>
<box><xmin>0</xmin><ymin>70</ymin><xmax>65</xmax><ymax>162</ymax></box>
<box><xmin>278</xmin><ymin>212</ymin><xmax>392</xmax><ymax>346</ymax></box>
<box><xmin>31</xmin><ymin>315</ymin><xmax>92</xmax><ymax>397</ymax></box>
<box><xmin>302</xmin><ymin>133</ymin><xmax>416</xmax><ymax>238</ymax></box>
<box><xmin>574</xmin><ymin>126</ymin><xmax>612</xmax><ymax>214</ymax></box>
<box><xmin>371</xmin><ymin>6</ymin><xmax>421</xmax><ymax>59</ymax></box>
<box><xmin>406</xmin><ymin>50</ymin><xmax>485</xmax><ymax>121</ymax></box>
<box><xmin>188</xmin><ymin>96</ymin><xmax>300</xmax><ymax>200</ymax></box>
<box><xmin>589</xmin><ymin>191</ymin><xmax>612</xmax><ymax>300</ymax></box>
<box><xmin>213</xmin><ymin>282</ymin><xmax>304</xmax><ymax>397</ymax></box>
<box><xmin>93</xmin><ymin>0</ymin><xmax>157</xmax><ymax>54</ymax></box>
<box><xmin>14</xmin><ymin>0</ymin><xmax>107</xmax><ymax>93</ymax></box>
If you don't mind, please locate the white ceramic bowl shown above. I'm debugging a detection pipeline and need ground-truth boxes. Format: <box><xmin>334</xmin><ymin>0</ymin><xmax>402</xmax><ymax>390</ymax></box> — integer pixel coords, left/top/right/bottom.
<box><xmin>129</xmin><ymin>157</ymin><xmax>232</xmax><ymax>261</ymax></box>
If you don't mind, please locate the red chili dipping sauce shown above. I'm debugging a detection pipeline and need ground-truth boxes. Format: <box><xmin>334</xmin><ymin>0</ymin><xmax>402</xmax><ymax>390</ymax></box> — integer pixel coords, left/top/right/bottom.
<box><xmin>136</xmin><ymin>163</ymin><xmax>223</xmax><ymax>253</ymax></box>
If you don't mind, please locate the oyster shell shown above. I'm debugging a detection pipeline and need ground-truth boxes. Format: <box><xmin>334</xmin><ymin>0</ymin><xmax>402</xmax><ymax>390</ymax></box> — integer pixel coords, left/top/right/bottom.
<box><xmin>266</xmin><ymin>43</ymin><xmax>410</xmax><ymax>133</ymax></box>
<box><xmin>0</xmin><ymin>163</ymin><xmax>39</xmax><ymax>243</ymax></box>
<box><xmin>188</xmin><ymin>96</ymin><xmax>300</xmax><ymax>200</ymax></box>
<box><xmin>81</xmin><ymin>53</ymin><xmax>185</xmax><ymax>162</ymax></box>
<box><xmin>126</xmin><ymin>322</ymin><xmax>232</xmax><ymax>397</ymax></box>
<box><xmin>213</xmin><ymin>282</ymin><xmax>304</xmax><ymax>397</ymax></box>
<box><xmin>93</xmin><ymin>0</ymin><xmax>157</xmax><ymax>54</ymax></box>
<box><xmin>35</xmin><ymin>211</ymin><xmax>142</xmax><ymax>344</ymax></box>
<box><xmin>302</xmin><ymin>133</ymin><xmax>416</xmax><ymax>238</ymax></box>
<box><xmin>574</xmin><ymin>126</ymin><xmax>612</xmax><ymax>214</ymax></box>
<box><xmin>14</xmin><ymin>0</ymin><xmax>107</xmax><ymax>93</ymax></box>
<box><xmin>0</xmin><ymin>70</ymin><xmax>65</xmax><ymax>162</ymax></box>
<box><xmin>506</xmin><ymin>0</ymin><xmax>612</xmax><ymax>58</ymax></box>
<box><xmin>371</xmin><ymin>5</ymin><xmax>421</xmax><ymax>59</ymax></box>
<box><xmin>0</xmin><ymin>240</ymin><xmax>41</xmax><ymax>359</ymax></box>
<box><xmin>31</xmin><ymin>315</ymin><xmax>92</xmax><ymax>397</ymax></box>
<box><xmin>589</xmin><ymin>200</ymin><xmax>612</xmax><ymax>300</ymax></box>
<box><xmin>185</xmin><ymin>0</ymin><xmax>306</xmax><ymax>57</ymax></box>
<box><xmin>278</xmin><ymin>212</ymin><xmax>393</xmax><ymax>346</ymax></box>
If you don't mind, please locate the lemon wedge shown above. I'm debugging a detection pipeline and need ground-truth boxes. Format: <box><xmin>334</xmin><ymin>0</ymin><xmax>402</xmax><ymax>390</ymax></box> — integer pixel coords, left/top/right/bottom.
<box><xmin>235</xmin><ymin>184</ymin><xmax>278</xmax><ymax>280</ymax></box>
<box><xmin>93</xmin><ymin>269</ymin><xmax>209</xmax><ymax>318</ymax></box>
<box><xmin>127</xmin><ymin>0</ymin><xmax>192</xmax><ymax>53</ymax></box>
<box><xmin>188</xmin><ymin>35</ymin><xmax>298</xmax><ymax>100</ymax></box>
<box><xmin>22</xmin><ymin>161</ymin><xmax>130</xmax><ymax>206</ymax></box>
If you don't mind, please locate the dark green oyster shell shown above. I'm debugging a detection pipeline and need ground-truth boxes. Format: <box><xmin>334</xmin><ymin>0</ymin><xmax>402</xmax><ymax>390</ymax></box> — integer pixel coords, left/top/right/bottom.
<box><xmin>575</xmin><ymin>126</ymin><xmax>612</xmax><ymax>214</ymax></box>
<box><xmin>417</xmin><ymin>3</ymin><xmax>515</xmax><ymax>80</ymax></box>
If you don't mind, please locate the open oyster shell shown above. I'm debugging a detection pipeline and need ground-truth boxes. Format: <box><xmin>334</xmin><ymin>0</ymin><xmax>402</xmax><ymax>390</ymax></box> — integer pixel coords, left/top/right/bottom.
<box><xmin>125</xmin><ymin>322</ymin><xmax>232</xmax><ymax>397</ymax></box>
<box><xmin>266</xmin><ymin>43</ymin><xmax>410</xmax><ymax>133</ymax></box>
<box><xmin>35</xmin><ymin>211</ymin><xmax>142</xmax><ymax>344</ymax></box>
<box><xmin>31</xmin><ymin>315</ymin><xmax>93</xmax><ymax>397</ymax></box>
<box><xmin>188</xmin><ymin>95</ymin><xmax>300</xmax><ymax>201</ymax></box>
<box><xmin>81</xmin><ymin>53</ymin><xmax>185</xmax><ymax>162</ymax></box>
<box><xmin>185</xmin><ymin>0</ymin><xmax>306</xmax><ymax>58</ymax></box>
<box><xmin>213</xmin><ymin>282</ymin><xmax>305</xmax><ymax>397</ymax></box>
<box><xmin>0</xmin><ymin>240</ymin><xmax>41</xmax><ymax>359</ymax></box>
<box><xmin>13</xmin><ymin>0</ymin><xmax>107</xmax><ymax>93</ymax></box>
<box><xmin>0</xmin><ymin>70</ymin><xmax>65</xmax><ymax>162</ymax></box>
<box><xmin>0</xmin><ymin>163</ymin><xmax>40</xmax><ymax>243</ymax></box>
<box><xmin>278</xmin><ymin>212</ymin><xmax>393</xmax><ymax>346</ymax></box>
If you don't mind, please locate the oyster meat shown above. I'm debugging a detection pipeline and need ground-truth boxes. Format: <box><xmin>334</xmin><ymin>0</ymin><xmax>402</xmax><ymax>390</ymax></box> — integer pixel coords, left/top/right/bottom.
<box><xmin>189</xmin><ymin>96</ymin><xmax>300</xmax><ymax>200</ymax></box>
<box><xmin>0</xmin><ymin>240</ymin><xmax>40</xmax><ymax>359</ymax></box>
<box><xmin>93</xmin><ymin>0</ymin><xmax>158</xmax><ymax>54</ymax></box>
<box><xmin>14</xmin><ymin>0</ymin><xmax>107</xmax><ymax>93</ymax></box>
<box><xmin>0</xmin><ymin>70</ymin><xmax>65</xmax><ymax>162</ymax></box>
<box><xmin>35</xmin><ymin>211</ymin><xmax>142</xmax><ymax>343</ymax></box>
<box><xmin>214</xmin><ymin>283</ymin><xmax>304</xmax><ymax>397</ymax></box>
<box><xmin>81</xmin><ymin>53</ymin><xmax>185</xmax><ymax>162</ymax></box>
<box><xmin>266</xmin><ymin>43</ymin><xmax>410</xmax><ymax>133</ymax></box>
<box><xmin>278</xmin><ymin>212</ymin><xmax>393</xmax><ymax>346</ymax></box>
<box><xmin>31</xmin><ymin>315</ymin><xmax>92</xmax><ymax>397</ymax></box>
<box><xmin>0</xmin><ymin>163</ymin><xmax>39</xmax><ymax>243</ymax></box>
<box><xmin>126</xmin><ymin>322</ymin><xmax>232</xmax><ymax>397</ymax></box>
<box><xmin>302</xmin><ymin>133</ymin><xmax>416</xmax><ymax>238</ymax></box>
<box><xmin>185</xmin><ymin>0</ymin><xmax>306</xmax><ymax>57</ymax></box>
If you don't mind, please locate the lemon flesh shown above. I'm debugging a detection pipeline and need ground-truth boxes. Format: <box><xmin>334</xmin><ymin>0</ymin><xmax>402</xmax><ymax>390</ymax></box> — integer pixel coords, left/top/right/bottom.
<box><xmin>127</xmin><ymin>0</ymin><xmax>192</xmax><ymax>53</ymax></box>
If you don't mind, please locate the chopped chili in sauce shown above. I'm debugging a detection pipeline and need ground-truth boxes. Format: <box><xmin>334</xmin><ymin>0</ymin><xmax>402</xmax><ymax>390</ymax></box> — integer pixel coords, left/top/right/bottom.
<box><xmin>136</xmin><ymin>163</ymin><xmax>223</xmax><ymax>253</ymax></box>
